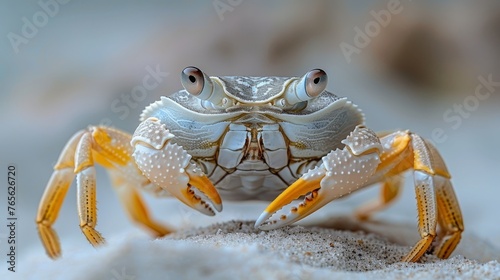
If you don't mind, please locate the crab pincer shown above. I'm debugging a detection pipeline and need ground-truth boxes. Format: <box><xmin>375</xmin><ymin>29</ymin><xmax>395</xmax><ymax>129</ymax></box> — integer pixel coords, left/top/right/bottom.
<box><xmin>255</xmin><ymin>125</ymin><xmax>382</xmax><ymax>229</ymax></box>
<box><xmin>131</xmin><ymin>117</ymin><xmax>223</xmax><ymax>216</ymax></box>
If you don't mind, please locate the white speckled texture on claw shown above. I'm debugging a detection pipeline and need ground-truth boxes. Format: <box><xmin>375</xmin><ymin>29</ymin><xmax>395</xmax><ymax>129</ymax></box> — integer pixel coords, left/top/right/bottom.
<box><xmin>256</xmin><ymin>125</ymin><xmax>386</xmax><ymax>230</ymax></box>
<box><xmin>131</xmin><ymin>117</ymin><xmax>175</xmax><ymax>150</ymax></box>
<box><xmin>132</xmin><ymin>143</ymin><xmax>191</xmax><ymax>190</ymax></box>
<box><xmin>341</xmin><ymin>125</ymin><xmax>382</xmax><ymax>156</ymax></box>
<box><xmin>131</xmin><ymin>118</ymin><xmax>192</xmax><ymax>192</ymax></box>
<box><xmin>320</xmin><ymin>149</ymin><xmax>380</xmax><ymax>196</ymax></box>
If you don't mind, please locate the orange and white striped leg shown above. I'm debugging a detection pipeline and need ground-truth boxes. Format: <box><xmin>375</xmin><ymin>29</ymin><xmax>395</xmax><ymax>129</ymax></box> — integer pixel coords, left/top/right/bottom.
<box><xmin>402</xmin><ymin>134</ymin><xmax>463</xmax><ymax>262</ymax></box>
<box><xmin>74</xmin><ymin>131</ymin><xmax>105</xmax><ymax>247</ymax></box>
<box><xmin>37</xmin><ymin>126</ymin><xmax>140</xmax><ymax>258</ymax></box>
<box><xmin>36</xmin><ymin>131</ymin><xmax>84</xmax><ymax>259</ymax></box>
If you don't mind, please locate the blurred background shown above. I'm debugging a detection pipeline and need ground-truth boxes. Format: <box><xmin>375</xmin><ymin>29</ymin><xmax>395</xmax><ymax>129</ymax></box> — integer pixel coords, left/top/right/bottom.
<box><xmin>0</xmin><ymin>0</ymin><xmax>499</xmax><ymax>268</ymax></box>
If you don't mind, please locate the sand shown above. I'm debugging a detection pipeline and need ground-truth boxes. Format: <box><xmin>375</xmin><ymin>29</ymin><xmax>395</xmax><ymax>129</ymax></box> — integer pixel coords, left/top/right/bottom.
<box><xmin>13</xmin><ymin>219</ymin><xmax>500</xmax><ymax>280</ymax></box>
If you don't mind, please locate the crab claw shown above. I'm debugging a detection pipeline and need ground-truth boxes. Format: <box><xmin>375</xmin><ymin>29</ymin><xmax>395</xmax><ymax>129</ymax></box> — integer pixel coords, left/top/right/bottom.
<box><xmin>131</xmin><ymin>117</ymin><xmax>222</xmax><ymax>216</ymax></box>
<box><xmin>255</xmin><ymin>125</ymin><xmax>382</xmax><ymax>230</ymax></box>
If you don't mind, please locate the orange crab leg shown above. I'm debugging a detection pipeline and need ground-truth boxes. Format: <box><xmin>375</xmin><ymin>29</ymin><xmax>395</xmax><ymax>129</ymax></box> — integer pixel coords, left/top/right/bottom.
<box><xmin>402</xmin><ymin>134</ymin><xmax>463</xmax><ymax>261</ymax></box>
<box><xmin>37</xmin><ymin>123</ymin><xmax>223</xmax><ymax>259</ymax></box>
<box><xmin>109</xmin><ymin>171</ymin><xmax>173</xmax><ymax>237</ymax></box>
<box><xmin>354</xmin><ymin>175</ymin><xmax>402</xmax><ymax>221</ymax></box>
<box><xmin>36</xmin><ymin>131</ymin><xmax>84</xmax><ymax>259</ymax></box>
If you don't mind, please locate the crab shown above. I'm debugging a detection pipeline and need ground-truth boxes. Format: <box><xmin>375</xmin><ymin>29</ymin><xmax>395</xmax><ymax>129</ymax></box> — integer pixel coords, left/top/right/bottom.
<box><xmin>36</xmin><ymin>67</ymin><xmax>463</xmax><ymax>262</ymax></box>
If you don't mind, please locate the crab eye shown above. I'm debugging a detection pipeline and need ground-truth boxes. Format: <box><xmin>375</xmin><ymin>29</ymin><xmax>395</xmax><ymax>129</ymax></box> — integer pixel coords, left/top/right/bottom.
<box><xmin>304</xmin><ymin>69</ymin><xmax>327</xmax><ymax>98</ymax></box>
<box><xmin>180</xmin><ymin>66</ymin><xmax>231</xmax><ymax>108</ymax></box>
<box><xmin>282</xmin><ymin>68</ymin><xmax>328</xmax><ymax>105</ymax></box>
<box><xmin>181</xmin><ymin>66</ymin><xmax>205</xmax><ymax>96</ymax></box>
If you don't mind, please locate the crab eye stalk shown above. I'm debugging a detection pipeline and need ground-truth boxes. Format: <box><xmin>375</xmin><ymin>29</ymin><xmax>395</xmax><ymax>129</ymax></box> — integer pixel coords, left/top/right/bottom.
<box><xmin>282</xmin><ymin>69</ymin><xmax>328</xmax><ymax>105</ymax></box>
<box><xmin>181</xmin><ymin>66</ymin><xmax>229</xmax><ymax>107</ymax></box>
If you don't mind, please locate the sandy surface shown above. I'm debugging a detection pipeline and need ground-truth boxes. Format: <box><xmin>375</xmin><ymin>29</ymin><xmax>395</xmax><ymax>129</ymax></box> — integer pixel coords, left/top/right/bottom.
<box><xmin>13</xmin><ymin>220</ymin><xmax>500</xmax><ymax>280</ymax></box>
